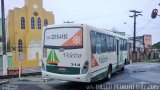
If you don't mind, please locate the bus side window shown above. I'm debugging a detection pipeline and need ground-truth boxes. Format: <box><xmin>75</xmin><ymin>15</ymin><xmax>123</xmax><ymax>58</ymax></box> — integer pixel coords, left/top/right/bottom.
<box><xmin>120</xmin><ymin>39</ymin><xmax>123</xmax><ymax>50</ymax></box>
<box><xmin>122</xmin><ymin>39</ymin><xmax>126</xmax><ymax>50</ymax></box>
<box><xmin>101</xmin><ymin>34</ymin><xmax>107</xmax><ymax>53</ymax></box>
<box><xmin>114</xmin><ymin>38</ymin><xmax>116</xmax><ymax>51</ymax></box>
<box><xmin>90</xmin><ymin>31</ymin><xmax>96</xmax><ymax>54</ymax></box>
<box><xmin>120</xmin><ymin>39</ymin><xmax>127</xmax><ymax>51</ymax></box>
<box><xmin>106</xmin><ymin>35</ymin><xmax>110</xmax><ymax>51</ymax></box>
<box><xmin>110</xmin><ymin>36</ymin><xmax>114</xmax><ymax>51</ymax></box>
<box><xmin>124</xmin><ymin>40</ymin><xmax>127</xmax><ymax>50</ymax></box>
<box><xmin>122</xmin><ymin>39</ymin><xmax>124</xmax><ymax>50</ymax></box>
<box><xmin>107</xmin><ymin>35</ymin><xmax>114</xmax><ymax>51</ymax></box>
<box><xmin>96</xmin><ymin>33</ymin><xmax>102</xmax><ymax>53</ymax></box>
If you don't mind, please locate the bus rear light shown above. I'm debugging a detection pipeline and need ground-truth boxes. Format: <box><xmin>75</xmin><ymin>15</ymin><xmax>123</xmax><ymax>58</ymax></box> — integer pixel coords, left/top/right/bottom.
<box><xmin>81</xmin><ymin>61</ymin><xmax>89</xmax><ymax>74</ymax></box>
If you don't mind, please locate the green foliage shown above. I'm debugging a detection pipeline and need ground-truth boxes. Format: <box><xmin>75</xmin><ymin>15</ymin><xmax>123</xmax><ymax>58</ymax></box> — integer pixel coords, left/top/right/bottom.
<box><xmin>152</xmin><ymin>41</ymin><xmax>160</xmax><ymax>49</ymax></box>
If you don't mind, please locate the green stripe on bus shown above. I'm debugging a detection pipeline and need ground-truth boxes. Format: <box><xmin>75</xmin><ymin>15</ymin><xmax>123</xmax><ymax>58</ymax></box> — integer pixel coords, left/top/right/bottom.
<box><xmin>47</xmin><ymin>50</ymin><xmax>53</xmax><ymax>62</ymax></box>
<box><xmin>54</xmin><ymin>50</ymin><xmax>59</xmax><ymax>62</ymax></box>
<box><xmin>46</xmin><ymin>65</ymin><xmax>80</xmax><ymax>75</ymax></box>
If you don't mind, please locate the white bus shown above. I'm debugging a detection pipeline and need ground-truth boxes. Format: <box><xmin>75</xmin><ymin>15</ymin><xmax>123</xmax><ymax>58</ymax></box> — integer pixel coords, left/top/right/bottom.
<box><xmin>41</xmin><ymin>24</ymin><xmax>128</xmax><ymax>82</ymax></box>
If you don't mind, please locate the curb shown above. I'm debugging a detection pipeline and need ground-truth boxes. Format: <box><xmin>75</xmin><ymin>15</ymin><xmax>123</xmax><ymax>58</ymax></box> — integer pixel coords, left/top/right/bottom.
<box><xmin>0</xmin><ymin>80</ymin><xmax>9</xmax><ymax>85</ymax></box>
<box><xmin>20</xmin><ymin>77</ymin><xmax>43</xmax><ymax>82</ymax></box>
<box><xmin>0</xmin><ymin>72</ymin><xmax>41</xmax><ymax>79</ymax></box>
<box><xmin>19</xmin><ymin>77</ymin><xmax>55</xmax><ymax>82</ymax></box>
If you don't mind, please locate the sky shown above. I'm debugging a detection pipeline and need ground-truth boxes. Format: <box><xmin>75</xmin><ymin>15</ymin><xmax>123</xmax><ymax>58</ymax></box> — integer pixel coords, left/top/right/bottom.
<box><xmin>0</xmin><ymin>0</ymin><xmax>160</xmax><ymax>44</ymax></box>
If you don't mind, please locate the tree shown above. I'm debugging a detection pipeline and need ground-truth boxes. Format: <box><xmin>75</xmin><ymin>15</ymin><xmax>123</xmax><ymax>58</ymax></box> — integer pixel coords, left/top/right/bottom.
<box><xmin>152</xmin><ymin>41</ymin><xmax>160</xmax><ymax>49</ymax></box>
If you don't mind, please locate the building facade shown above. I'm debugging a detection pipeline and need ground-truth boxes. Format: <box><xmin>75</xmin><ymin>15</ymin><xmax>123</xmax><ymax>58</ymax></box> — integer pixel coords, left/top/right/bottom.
<box><xmin>130</xmin><ymin>34</ymin><xmax>152</xmax><ymax>49</ymax></box>
<box><xmin>6</xmin><ymin>0</ymin><xmax>54</xmax><ymax>68</ymax></box>
<box><xmin>143</xmin><ymin>34</ymin><xmax>152</xmax><ymax>48</ymax></box>
<box><xmin>129</xmin><ymin>34</ymin><xmax>152</xmax><ymax>61</ymax></box>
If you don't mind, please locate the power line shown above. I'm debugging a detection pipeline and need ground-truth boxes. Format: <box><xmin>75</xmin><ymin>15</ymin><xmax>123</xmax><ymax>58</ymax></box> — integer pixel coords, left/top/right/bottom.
<box><xmin>137</xmin><ymin>19</ymin><xmax>152</xmax><ymax>33</ymax></box>
<box><xmin>73</xmin><ymin>1</ymin><xmax>154</xmax><ymax>22</ymax></box>
<box><xmin>136</xmin><ymin>0</ymin><xmax>154</xmax><ymax>11</ymax></box>
<box><xmin>73</xmin><ymin>10</ymin><xmax>128</xmax><ymax>22</ymax></box>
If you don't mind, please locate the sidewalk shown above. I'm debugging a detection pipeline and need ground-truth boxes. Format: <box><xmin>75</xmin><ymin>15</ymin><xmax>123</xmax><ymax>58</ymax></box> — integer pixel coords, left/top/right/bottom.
<box><xmin>0</xmin><ymin>66</ymin><xmax>41</xmax><ymax>77</ymax></box>
<box><xmin>22</xmin><ymin>66</ymin><xmax>41</xmax><ymax>74</ymax></box>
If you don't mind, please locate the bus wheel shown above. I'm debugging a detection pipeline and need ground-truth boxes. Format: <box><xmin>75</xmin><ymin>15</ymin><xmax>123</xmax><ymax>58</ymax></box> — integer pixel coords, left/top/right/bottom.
<box><xmin>107</xmin><ymin>66</ymin><xmax>112</xmax><ymax>80</ymax></box>
<box><xmin>121</xmin><ymin>66</ymin><xmax>124</xmax><ymax>71</ymax></box>
<box><xmin>121</xmin><ymin>60</ymin><xmax>126</xmax><ymax>71</ymax></box>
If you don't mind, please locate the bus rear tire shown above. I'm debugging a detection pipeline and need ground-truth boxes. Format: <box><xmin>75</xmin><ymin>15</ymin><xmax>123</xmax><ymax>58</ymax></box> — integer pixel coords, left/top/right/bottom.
<box><xmin>107</xmin><ymin>65</ymin><xmax>112</xmax><ymax>80</ymax></box>
<box><xmin>120</xmin><ymin>66</ymin><xmax>124</xmax><ymax>71</ymax></box>
<box><xmin>121</xmin><ymin>59</ymin><xmax>126</xmax><ymax>71</ymax></box>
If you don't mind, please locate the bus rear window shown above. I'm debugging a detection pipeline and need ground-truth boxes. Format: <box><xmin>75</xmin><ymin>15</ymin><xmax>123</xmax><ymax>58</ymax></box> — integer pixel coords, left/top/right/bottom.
<box><xmin>43</xmin><ymin>27</ymin><xmax>83</xmax><ymax>49</ymax></box>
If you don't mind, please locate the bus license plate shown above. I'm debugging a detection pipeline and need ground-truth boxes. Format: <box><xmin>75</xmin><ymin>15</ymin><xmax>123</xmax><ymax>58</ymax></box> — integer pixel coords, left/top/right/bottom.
<box><xmin>58</xmin><ymin>67</ymin><xmax>66</xmax><ymax>71</ymax></box>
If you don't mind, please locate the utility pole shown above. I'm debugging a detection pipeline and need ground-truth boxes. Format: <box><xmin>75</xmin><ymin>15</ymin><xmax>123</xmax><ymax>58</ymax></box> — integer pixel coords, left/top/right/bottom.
<box><xmin>129</xmin><ymin>10</ymin><xmax>142</xmax><ymax>62</ymax></box>
<box><xmin>1</xmin><ymin>0</ymin><xmax>6</xmax><ymax>55</ymax></box>
<box><xmin>1</xmin><ymin>0</ymin><xmax>7</xmax><ymax>75</ymax></box>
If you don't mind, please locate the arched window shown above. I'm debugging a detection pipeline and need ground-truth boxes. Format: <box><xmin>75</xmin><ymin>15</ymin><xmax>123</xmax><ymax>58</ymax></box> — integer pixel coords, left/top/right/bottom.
<box><xmin>38</xmin><ymin>18</ymin><xmax>41</xmax><ymax>29</ymax></box>
<box><xmin>44</xmin><ymin>19</ymin><xmax>48</xmax><ymax>26</ymax></box>
<box><xmin>31</xmin><ymin>17</ymin><xmax>35</xmax><ymax>29</ymax></box>
<box><xmin>21</xmin><ymin>17</ymin><xmax>25</xmax><ymax>29</ymax></box>
<box><xmin>18</xmin><ymin>39</ymin><xmax>23</xmax><ymax>52</ymax></box>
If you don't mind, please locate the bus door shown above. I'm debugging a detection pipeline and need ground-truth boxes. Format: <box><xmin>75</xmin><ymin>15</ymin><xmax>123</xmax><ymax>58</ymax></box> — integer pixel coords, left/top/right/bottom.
<box><xmin>116</xmin><ymin>40</ymin><xmax>120</xmax><ymax>67</ymax></box>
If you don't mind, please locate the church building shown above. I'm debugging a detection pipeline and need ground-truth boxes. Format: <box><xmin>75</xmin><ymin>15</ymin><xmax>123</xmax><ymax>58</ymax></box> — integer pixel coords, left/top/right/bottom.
<box><xmin>6</xmin><ymin>0</ymin><xmax>54</xmax><ymax>67</ymax></box>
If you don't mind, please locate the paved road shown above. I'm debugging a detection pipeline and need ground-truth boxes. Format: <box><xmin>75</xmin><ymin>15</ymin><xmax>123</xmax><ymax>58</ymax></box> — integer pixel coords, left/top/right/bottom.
<box><xmin>1</xmin><ymin>62</ymin><xmax>160</xmax><ymax>90</ymax></box>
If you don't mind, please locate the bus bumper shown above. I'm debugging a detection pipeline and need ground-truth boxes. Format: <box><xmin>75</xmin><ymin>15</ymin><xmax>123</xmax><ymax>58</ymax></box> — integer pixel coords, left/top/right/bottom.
<box><xmin>42</xmin><ymin>70</ymin><xmax>90</xmax><ymax>82</ymax></box>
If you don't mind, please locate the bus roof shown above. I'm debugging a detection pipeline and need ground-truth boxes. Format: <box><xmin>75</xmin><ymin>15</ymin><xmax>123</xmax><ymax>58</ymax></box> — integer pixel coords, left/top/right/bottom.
<box><xmin>44</xmin><ymin>23</ymin><xmax>128</xmax><ymax>40</ymax></box>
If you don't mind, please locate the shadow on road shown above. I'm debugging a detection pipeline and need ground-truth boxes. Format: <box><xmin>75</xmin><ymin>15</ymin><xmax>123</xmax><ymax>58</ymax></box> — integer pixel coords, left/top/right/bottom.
<box><xmin>51</xmin><ymin>71</ymin><xmax>124</xmax><ymax>90</ymax></box>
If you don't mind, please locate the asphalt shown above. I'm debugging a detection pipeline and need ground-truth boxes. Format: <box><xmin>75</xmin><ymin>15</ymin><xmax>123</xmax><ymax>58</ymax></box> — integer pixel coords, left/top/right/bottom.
<box><xmin>7</xmin><ymin>62</ymin><xmax>160</xmax><ymax>90</ymax></box>
<box><xmin>1</xmin><ymin>62</ymin><xmax>160</xmax><ymax>85</ymax></box>
<box><xmin>11</xmin><ymin>62</ymin><xmax>160</xmax><ymax>81</ymax></box>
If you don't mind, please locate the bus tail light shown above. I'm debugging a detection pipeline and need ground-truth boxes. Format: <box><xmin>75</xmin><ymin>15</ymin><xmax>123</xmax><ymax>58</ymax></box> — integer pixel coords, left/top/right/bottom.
<box><xmin>81</xmin><ymin>61</ymin><xmax>89</xmax><ymax>74</ymax></box>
